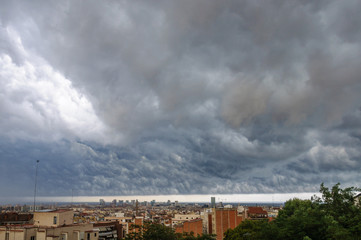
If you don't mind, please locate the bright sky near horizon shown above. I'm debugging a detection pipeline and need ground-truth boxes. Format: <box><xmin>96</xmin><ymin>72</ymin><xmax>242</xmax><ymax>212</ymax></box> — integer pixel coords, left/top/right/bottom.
<box><xmin>1</xmin><ymin>193</ymin><xmax>321</xmax><ymax>205</ymax></box>
<box><xmin>1</xmin><ymin>0</ymin><xmax>361</xmax><ymax>198</ymax></box>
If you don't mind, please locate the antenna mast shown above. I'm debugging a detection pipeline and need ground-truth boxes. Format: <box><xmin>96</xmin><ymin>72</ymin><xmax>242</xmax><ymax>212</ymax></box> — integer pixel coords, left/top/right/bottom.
<box><xmin>33</xmin><ymin>160</ymin><xmax>40</xmax><ymax>213</ymax></box>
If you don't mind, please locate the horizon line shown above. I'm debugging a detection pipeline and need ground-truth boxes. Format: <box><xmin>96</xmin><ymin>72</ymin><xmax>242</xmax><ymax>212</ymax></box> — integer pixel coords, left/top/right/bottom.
<box><xmin>1</xmin><ymin>192</ymin><xmax>321</xmax><ymax>204</ymax></box>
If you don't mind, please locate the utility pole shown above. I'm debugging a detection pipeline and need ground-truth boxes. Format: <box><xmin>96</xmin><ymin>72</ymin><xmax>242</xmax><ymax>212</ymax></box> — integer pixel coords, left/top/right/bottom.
<box><xmin>136</xmin><ymin>200</ymin><xmax>139</xmax><ymax>216</ymax></box>
<box><xmin>33</xmin><ymin>160</ymin><xmax>39</xmax><ymax>213</ymax></box>
<box><xmin>71</xmin><ymin>189</ymin><xmax>74</xmax><ymax>207</ymax></box>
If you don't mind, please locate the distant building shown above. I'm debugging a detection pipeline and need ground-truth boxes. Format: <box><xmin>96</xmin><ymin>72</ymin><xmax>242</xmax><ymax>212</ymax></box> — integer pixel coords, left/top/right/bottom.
<box><xmin>28</xmin><ymin>205</ymin><xmax>41</xmax><ymax>212</ymax></box>
<box><xmin>211</xmin><ymin>197</ymin><xmax>216</xmax><ymax>208</ymax></box>
<box><xmin>94</xmin><ymin>221</ymin><xmax>123</xmax><ymax>240</ymax></box>
<box><xmin>172</xmin><ymin>214</ymin><xmax>201</xmax><ymax>226</ymax></box>
<box><xmin>114</xmin><ymin>212</ymin><xmax>124</xmax><ymax>218</ymax></box>
<box><xmin>245</xmin><ymin>207</ymin><xmax>268</xmax><ymax>220</ymax></box>
<box><xmin>0</xmin><ymin>212</ymin><xmax>32</xmax><ymax>225</ymax></box>
<box><xmin>100</xmin><ymin>199</ymin><xmax>106</xmax><ymax>206</ymax></box>
<box><xmin>104</xmin><ymin>216</ymin><xmax>132</xmax><ymax>236</ymax></box>
<box><xmin>267</xmin><ymin>208</ymin><xmax>279</xmax><ymax>218</ymax></box>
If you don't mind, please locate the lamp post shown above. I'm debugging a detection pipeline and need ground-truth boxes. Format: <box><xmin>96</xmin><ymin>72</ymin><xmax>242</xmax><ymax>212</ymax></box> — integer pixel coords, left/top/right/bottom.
<box><xmin>33</xmin><ymin>160</ymin><xmax>39</xmax><ymax>213</ymax></box>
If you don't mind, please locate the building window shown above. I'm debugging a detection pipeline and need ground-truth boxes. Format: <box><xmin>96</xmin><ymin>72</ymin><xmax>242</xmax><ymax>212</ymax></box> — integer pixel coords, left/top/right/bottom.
<box><xmin>30</xmin><ymin>236</ymin><xmax>36</xmax><ymax>240</ymax></box>
<box><xmin>5</xmin><ymin>233</ymin><xmax>9</xmax><ymax>240</ymax></box>
<box><xmin>94</xmin><ymin>233</ymin><xmax>97</xmax><ymax>237</ymax></box>
<box><xmin>87</xmin><ymin>233</ymin><xmax>90</xmax><ymax>240</ymax></box>
<box><xmin>53</xmin><ymin>216</ymin><xmax>57</xmax><ymax>224</ymax></box>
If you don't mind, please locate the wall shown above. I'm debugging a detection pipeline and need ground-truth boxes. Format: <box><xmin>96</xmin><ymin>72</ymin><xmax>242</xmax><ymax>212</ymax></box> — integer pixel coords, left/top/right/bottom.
<box><xmin>0</xmin><ymin>223</ymin><xmax>98</xmax><ymax>240</ymax></box>
<box><xmin>34</xmin><ymin>210</ymin><xmax>73</xmax><ymax>227</ymax></box>
<box><xmin>41</xmin><ymin>223</ymin><xmax>97</xmax><ymax>240</ymax></box>
<box><xmin>213</xmin><ymin>209</ymin><xmax>243</xmax><ymax>240</ymax></box>
<box><xmin>175</xmin><ymin>219</ymin><xmax>203</xmax><ymax>236</ymax></box>
<box><xmin>0</xmin><ymin>226</ymin><xmax>37</xmax><ymax>240</ymax></box>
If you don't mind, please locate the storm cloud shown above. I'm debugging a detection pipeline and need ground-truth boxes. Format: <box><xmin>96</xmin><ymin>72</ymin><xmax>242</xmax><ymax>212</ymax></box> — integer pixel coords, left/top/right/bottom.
<box><xmin>1</xmin><ymin>0</ymin><xmax>361</xmax><ymax>197</ymax></box>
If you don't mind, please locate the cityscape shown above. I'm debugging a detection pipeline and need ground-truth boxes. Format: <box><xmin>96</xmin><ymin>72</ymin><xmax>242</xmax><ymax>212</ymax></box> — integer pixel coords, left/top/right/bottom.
<box><xmin>0</xmin><ymin>197</ymin><xmax>287</xmax><ymax>240</ymax></box>
<box><xmin>1</xmin><ymin>186</ymin><xmax>361</xmax><ymax>240</ymax></box>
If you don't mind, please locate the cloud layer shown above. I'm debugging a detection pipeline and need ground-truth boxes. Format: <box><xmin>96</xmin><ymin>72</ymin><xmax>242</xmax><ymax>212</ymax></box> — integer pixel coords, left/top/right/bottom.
<box><xmin>1</xmin><ymin>0</ymin><xmax>361</xmax><ymax>197</ymax></box>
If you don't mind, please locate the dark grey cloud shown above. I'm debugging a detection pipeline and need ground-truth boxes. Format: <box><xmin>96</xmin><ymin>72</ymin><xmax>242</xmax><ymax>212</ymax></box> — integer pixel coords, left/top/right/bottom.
<box><xmin>1</xmin><ymin>0</ymin><xmax>361</xmax><ymax>197</ymax></box>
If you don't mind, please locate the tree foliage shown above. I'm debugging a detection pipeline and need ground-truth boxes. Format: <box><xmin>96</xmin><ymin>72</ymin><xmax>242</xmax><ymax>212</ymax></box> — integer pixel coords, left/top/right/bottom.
<box><xmin>224</xmin><ymin>219</ymin><xmax>270</xmax><ymax>240</ymax></box>
<box><xmin>224</xmin><ymin>183</ymin><xmax>361</xmax><ymax>240</ymax></box>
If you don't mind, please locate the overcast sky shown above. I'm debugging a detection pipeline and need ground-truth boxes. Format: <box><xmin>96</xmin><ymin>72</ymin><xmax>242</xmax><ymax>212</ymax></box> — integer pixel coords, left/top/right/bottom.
<box><xmin>1</xmin><ymin>0</ymin><xmax>361</xmax><ymax>198</ymax></box>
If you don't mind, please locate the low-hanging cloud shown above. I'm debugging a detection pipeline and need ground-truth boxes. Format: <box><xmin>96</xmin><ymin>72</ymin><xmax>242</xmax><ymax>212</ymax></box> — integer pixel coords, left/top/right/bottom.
<box><xmin>1</xmin><ymin>0</ymin><xmax>361</xmax><ymax>197</ymax></box>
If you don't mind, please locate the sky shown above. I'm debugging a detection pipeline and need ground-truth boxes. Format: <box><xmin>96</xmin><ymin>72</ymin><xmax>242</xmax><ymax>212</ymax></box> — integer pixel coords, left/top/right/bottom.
<box><xmin>1</xmin><ymin>0</ymin><xmax>361</xmax><ymax>199</ymax></box>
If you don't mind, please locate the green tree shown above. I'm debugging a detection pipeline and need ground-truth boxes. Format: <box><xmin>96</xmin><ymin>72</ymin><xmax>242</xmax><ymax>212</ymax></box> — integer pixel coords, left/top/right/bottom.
<box><xmin>181</xmin><ymin>232</ymin><xmax>216</xmax><ymax>240</ymax></box>
<box><xmin>274</xmin><ymin>198</ymin><xmax>327</xmax><ymax>240</ymax></box>
<box><xmin>313</xmin><ymin>183</ymin><xmax>361</xmax><ymax>240</ymax></box>
<box><xmin>275</xmin><ymin>183</ymin><xmax>361</xmax><ymax>240</ymax></box>
<box><xmin>195</xmin><ymin>233</ymin><xmax>217</xmax><ymax>240</ymax></box>
<box><xmin>143</xmin><ymin>223</ymin><xmax>178</xmax><ymax>240</ymax></box>
<box><xmin>224</xmin><ymin>183</ymin><xmax>361</xmax><ymax>240</ymax></box>
<box><xmin>124</xmin><ymin>224</ymin><xmax>144</xmax><ymax>240</ymax></box>
<box><xmin>224</xmin><ymin>219</ymin><xmax>271</xmax><ymax>240</ymax></box>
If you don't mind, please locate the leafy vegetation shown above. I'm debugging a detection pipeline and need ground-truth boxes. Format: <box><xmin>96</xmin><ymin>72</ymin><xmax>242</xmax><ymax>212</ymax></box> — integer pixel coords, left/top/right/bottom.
<box><xmin>224</xmin><ymin>183</ymin><xmax>361</xmax><ymax>240</ymax></box>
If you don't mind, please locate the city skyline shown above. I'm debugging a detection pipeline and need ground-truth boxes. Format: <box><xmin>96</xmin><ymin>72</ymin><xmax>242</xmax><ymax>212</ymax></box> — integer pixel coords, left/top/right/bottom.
<box><xmin>1</xmin><ymin>0</ymin><xmax>361</xmax><ymax>198</ymax></box>
<box><xmin>0</xmin><ymin>192</ymin><xmax>320</xmax><ymax>205</ymax></box>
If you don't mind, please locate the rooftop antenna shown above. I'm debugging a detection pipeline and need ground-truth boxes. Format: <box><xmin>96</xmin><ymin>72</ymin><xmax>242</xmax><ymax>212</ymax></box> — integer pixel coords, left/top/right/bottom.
<box><xmin>33</xmin><ymin>160</ymin><xmax>40</xmax><ymax>213</ymax></box>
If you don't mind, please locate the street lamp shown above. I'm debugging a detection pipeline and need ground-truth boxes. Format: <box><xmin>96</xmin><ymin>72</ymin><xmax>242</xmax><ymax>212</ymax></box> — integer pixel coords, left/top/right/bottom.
<box><xmin>33</xmin><ymin>160</ymin><xmax>39</xmax><ymax>213</ymax></box>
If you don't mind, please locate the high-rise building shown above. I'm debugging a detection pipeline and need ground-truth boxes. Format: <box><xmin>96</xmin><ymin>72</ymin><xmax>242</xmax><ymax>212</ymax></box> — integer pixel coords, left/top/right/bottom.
<box><xmin>211</xmin><ymin>197</ymin><xmax>216</xmax><ymax>208</ymax></box>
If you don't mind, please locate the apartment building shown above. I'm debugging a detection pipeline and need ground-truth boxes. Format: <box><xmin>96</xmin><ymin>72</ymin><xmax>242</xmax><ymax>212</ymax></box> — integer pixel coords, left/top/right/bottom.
<box><xmin>0</xmin><ymin>210</ymin><xmax>98</xmax><ymax>240</ymax></box>
<box><xmin>206</xmin><ymin>208</ymin><xmax>243</xmax><ymax>240</ymax></box>
<box><xmin>171</xmin><ymin>214</ymin><xmax>201</xmax><ymax>226</ymax></box>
